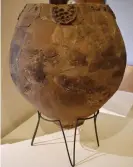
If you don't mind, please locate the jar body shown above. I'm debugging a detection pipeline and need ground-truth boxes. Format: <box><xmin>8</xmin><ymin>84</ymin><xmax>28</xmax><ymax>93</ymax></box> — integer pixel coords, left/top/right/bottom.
<box><xmin>9</xmin><ymin>3</ymin><xmax>126</xmax><ymax>128</ymax></box>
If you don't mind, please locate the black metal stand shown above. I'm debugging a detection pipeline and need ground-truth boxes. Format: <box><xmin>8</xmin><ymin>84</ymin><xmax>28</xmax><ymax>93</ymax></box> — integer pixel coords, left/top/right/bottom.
<box><xmin>31</xmin><ymin>110</ymin><xmax>100</xmax><ymax>167</ymax></box>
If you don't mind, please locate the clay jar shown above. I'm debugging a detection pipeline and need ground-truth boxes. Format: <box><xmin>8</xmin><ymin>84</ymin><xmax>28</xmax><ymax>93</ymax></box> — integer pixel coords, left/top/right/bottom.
<box><xmin>9</xmin><ymin>1</ymin><xmax>126</xmax><ymax>128</ymax></box>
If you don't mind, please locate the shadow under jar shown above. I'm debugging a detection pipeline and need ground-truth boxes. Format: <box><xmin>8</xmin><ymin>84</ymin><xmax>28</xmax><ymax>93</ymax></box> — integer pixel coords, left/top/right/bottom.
<box><xmin>9</xmin><ymin>0</ymin><xmax>126</xmax><ymax>128</ymax></box>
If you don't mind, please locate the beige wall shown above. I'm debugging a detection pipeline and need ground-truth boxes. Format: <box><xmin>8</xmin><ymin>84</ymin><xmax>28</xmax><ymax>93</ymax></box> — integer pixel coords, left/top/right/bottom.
<box><xmin>119</xmin><ymin>65</ymin><xmax>133</xmax><ymax>93</ymax></box>
<box><xmin>1</xmin><ymin>0</ymin><xmax>36</xmax><ymax>137</ymax></box>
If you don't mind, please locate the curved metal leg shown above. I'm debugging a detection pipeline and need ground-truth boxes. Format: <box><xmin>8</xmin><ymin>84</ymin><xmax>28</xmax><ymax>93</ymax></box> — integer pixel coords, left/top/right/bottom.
<box><xmin>31</xmin><ymin>111</ymin><xmax>41</xmax><ymax>146</ymax></box>
<box><xmin>73</xmin><ymin>121</ymin><xmax>78</xmax><ymax>166</ymax></box>
<box><xmin>59</xmin><ymin>110</ymin><xmax>100</xmax><ymax>167</ymax></box>
<box><xmin>94</xmin><ymin>110</ymin><xmax>99</xmax><ymax>147</ymax></box>
<box><xmin>59</xmin><ymin>120</ymin><xmax>78</xmax><ymax>167</ymax></box>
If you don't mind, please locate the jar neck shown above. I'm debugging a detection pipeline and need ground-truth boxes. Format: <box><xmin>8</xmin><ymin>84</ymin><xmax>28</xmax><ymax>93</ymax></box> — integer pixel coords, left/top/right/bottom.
<box><xmin>73</xmin><ymin>0</ymin><xmax>105</xmax><ymax>4</ymax></box>
<box><xmin>49</xmin><ymin>0</ymin><xmax>106</xmax><ymax>4</ymax></box>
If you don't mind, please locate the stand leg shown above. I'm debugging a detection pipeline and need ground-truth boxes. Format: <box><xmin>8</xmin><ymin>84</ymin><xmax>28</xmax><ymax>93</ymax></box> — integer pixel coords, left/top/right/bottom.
<box><xmin>31</xmin><ymin>111</ymin><xmax>41</xmax><ymax>146</ymax></box>
<box><xmin>59</xmin><ymin>120</ymin><xmax>78</xmax><ymax>167</ymax></box>
<box><xmin>94</xmin><ymin>110</ymin><xmax>99</xmax><ymax>147</ymax></box>
<box><xmin>73</xmin><ymin>121</ymin><xmax>78</xmax><ymax>166</ymax></box>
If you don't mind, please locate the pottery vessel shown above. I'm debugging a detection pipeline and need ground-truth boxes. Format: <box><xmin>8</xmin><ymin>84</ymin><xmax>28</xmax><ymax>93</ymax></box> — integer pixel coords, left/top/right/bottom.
<box><xmin>9</xmin><ymin>2</ymin><xmax>126</xmax><ymax>128</ymax></box>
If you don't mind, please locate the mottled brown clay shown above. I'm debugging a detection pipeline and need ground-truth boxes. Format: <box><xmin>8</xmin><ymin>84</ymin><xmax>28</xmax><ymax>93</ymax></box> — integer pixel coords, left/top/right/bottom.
<box><xmin>9</xmin><ymin>3</ymin><xmax>126</xmax><ymax>128</ymax></box>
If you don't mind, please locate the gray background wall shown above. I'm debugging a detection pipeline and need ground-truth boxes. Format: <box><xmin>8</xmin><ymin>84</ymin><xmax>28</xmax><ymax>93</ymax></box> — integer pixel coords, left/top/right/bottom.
<box><xmin>108</xmin><ymin>0</ymin><xmax>133</xmax><ymax>65</ymax></box>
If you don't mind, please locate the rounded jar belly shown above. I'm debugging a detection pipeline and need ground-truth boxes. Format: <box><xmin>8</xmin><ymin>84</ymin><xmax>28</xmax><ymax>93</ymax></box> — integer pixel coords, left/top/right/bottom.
<box><xmin>9</xmin><ymin>3</ymin><xmax>126</xmax><ymax>128</ymax></box>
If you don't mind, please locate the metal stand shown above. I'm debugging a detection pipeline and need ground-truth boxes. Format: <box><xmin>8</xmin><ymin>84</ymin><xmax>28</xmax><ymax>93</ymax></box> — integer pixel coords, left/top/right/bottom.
<box><xmin>31</xmin><ymin>110</ymin><xmax>100</xmax><ymax>167</ymax></box>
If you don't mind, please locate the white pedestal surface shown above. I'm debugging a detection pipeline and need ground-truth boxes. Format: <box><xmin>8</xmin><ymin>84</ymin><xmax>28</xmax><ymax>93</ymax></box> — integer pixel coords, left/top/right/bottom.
<box><xmin>1</xmin><ymin>128</ymin><xmax>133</xmax><ymax>167</ymax></box>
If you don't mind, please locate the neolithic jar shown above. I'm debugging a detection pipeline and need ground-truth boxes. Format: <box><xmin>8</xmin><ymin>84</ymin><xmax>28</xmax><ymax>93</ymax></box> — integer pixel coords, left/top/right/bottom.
<box><xmin>9</xmin><ymin>0</ymin><xmax>126</xmax><ymax>128</ymax></box>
